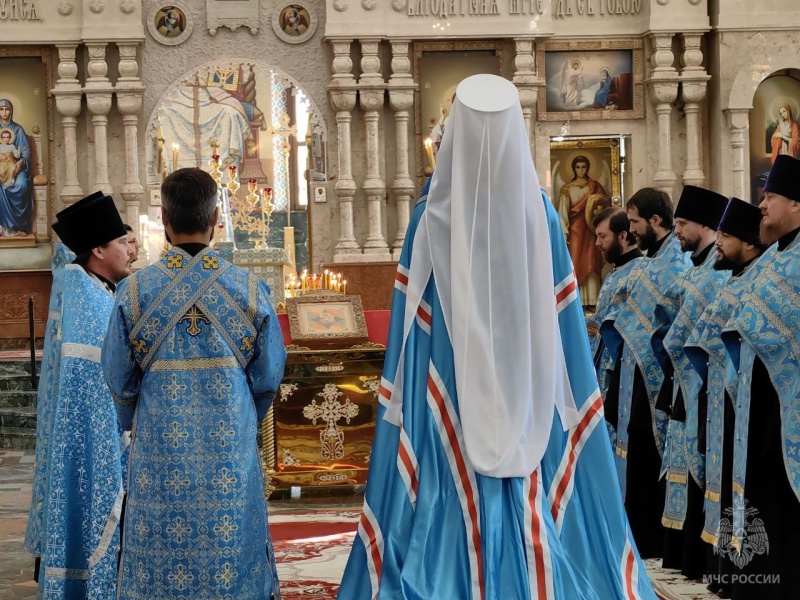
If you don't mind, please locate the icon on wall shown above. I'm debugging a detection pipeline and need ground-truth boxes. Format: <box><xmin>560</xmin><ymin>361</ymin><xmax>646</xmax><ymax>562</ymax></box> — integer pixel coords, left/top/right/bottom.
<box><xmin>148</xmin><ymin>1</ymin><xmax>193</xmax><ymax>46</ymax></box>
<box><xmin>272</xmin><ymin>1</ymin><xmax>317</xmax><ymax>44</ymax></box>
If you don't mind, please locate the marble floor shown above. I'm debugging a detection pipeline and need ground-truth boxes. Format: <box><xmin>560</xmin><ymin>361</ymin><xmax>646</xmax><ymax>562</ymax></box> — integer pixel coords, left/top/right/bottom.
<box><xmin>0</xmin><ymin>449</ymin><xmax>717</xmax><ymax>600</ymax></box>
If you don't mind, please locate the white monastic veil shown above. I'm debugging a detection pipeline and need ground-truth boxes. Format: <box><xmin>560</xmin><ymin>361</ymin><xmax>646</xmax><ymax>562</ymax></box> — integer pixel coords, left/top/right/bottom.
<box><xmin>395</xmin><ymin>74</ymin><xmax>578</xmax><ymax>478</ymax></box>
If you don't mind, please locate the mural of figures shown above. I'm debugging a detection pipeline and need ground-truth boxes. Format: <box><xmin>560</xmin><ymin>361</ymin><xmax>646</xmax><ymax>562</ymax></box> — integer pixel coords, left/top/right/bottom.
<box><xmin>0</xmin><ymin>100</ymin><xmax>34</xmax><ymax>238</ymax></box>
<box><xmin>749</xmin><ymin>73</ymin><xmax>800</xmax><ymax>203</ymax></box>
<box><xmin>545</xmin><ymin>50</ymin><xmax>633</xmax><ymax>113</ymax></box>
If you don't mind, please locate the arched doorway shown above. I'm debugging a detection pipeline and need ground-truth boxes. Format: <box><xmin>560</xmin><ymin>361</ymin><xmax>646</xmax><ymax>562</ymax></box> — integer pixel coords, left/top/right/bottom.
<box><xmin>143</xmin><ymin>59</ymin><xmax>328</xmax><ymax>272</ymax></box>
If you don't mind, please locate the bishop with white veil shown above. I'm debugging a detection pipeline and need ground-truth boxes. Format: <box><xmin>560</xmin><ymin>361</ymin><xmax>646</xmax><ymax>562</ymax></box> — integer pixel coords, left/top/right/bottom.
<box><xmin>338</xmin><ymin>74</ymin><xmax>658</xmax><ymax>599</ymax></box>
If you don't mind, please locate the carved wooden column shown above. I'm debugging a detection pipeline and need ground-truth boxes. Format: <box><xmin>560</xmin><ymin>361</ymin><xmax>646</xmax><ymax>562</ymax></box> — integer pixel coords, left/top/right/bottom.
<box><xmin>679</xmin><ymin>33</ymin><xmax>710</xmax><ymax>188</ymax></box>
<box><xmin>53</xmin><ymin>44</ymin><xmax>84</xmax><ymax>206</ymax></box>
<box><xmin>388</xmin><ymin>40</ymin><xmax>416</xmax><ymax>260</ymax></box>
<box><xmin>84</xmin><ymin>42</ymin><xmax>113</xmax><ymax>192</ymax></box>
<box><xmin>726</xmin><ymin>109</ymin><xmax>750</xmax><ymax>200</ymax></box>
<box><xmin>329</xmin><ymin>40</ymin><xmax>361</xmax><ymax>260</ymax></box>
<box><xmin>358</xmin><ymin>39</ymin><xmax>391</xmax><ymax>260</ymax></box>
<box><xmin>513</xmin><ymin>38</ymin><xmax>539</xmax><ymax>151</ymax></box>
<box><xmin>646</xmin><ymin>33</ymin><xmax>680</xmax><ymax>198</ymax></box>
<box><xmin>115</xmin><ymin>42</ymin><xmax>145</xmax><ymax>228</ymax></box>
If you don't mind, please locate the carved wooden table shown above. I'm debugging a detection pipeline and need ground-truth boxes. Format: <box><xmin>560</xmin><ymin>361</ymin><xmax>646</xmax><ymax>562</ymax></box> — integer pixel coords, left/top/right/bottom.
<box><xmin>260</xmin><ymin>343</ymin><xmax>385</xmax><ymax>497</ymax></box>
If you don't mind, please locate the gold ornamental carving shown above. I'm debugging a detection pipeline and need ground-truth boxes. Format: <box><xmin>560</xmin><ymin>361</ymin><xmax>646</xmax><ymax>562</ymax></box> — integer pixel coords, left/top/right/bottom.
<box><xmin>303</xmin><ymin>383</ymin><xmax>359</xmax><ymax>460</ymax></box>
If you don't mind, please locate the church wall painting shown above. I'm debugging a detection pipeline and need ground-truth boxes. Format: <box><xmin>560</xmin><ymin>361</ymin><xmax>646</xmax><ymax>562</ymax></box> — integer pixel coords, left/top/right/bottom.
<box><xmin>748</xmin><ymin>72</ymin><xmax>800</xmax><ymax>204</ymax></box>
<box><xmin>413</xmin><ymin>41</ymin><xmax>504</xmax><ymax>184</ymax></box>
<box><xmin>0</xmin><ymin>47</ymin><xmax>54</xmax><ymax>271</ymax></box>
<box><xmin>537</xmin><ymin>39</ymin><xmax>644</xmax><ymax>122</ymax></box>
<box><xmin>549</xmin><ymin>137</ymin><xmax>622</xmax><ymax>306</ymax></box>
<box><xmin>147</xmin><ymin>1</ymin><xmax>193</xmax><ymax>46</ymax></box>
<box><xmin>272</xmin><ymin>1</ymin><xmax>317</xmax><ymax>45</ymax></box>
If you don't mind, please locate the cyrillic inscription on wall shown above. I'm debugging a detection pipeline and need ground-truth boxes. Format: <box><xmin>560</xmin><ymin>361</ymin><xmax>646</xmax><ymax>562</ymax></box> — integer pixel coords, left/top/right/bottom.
<box><xmin>406</xmin><ymin>0</ymin><xmax>642</xmax><ymax>17</ymax></box>
<box><xmin>0</xmin><ymin>0</ymin><xmax>41</xmax><ymax>21</ymax></box>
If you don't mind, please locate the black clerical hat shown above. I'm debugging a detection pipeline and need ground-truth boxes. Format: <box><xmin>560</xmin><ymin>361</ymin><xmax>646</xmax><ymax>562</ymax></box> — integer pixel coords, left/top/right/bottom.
<box><xmin>52</xmin><ymin>191</ymin><xmax>127</xmax><ymax>256</ymax></box>
<box><xmin>764</xmin><ymin>154</ymin><xmax>800</xmax><ymax>202</ymax></box>
<box><xmin>673</xmin><ymin>185</ymin><xmax>729</xmax><ymax>230</ymax></box>
<box><xmin>718</xmin><ymin>197</ymin><xmax>763</xmax><ymax>246</ymax></box>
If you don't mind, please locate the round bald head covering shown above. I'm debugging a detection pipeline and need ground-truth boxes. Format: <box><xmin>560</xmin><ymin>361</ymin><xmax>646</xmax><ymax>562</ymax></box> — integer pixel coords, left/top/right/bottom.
<box><xmin>397</xmin><ymin>74</ymin><xmax>576</xmax><ymax>477</ymax></box>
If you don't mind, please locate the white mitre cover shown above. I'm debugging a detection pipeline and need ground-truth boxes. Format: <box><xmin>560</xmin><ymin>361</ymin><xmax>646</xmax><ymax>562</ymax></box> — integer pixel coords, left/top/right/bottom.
<box><xmin>404</xmin><ymin>74</ymin><xmax>578</xmax><ymax>478</ymax></box>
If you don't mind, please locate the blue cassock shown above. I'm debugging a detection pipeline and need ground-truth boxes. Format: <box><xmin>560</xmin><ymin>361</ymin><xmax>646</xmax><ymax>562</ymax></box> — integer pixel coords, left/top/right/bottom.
<box><xmin>722</xmin><ymin>234</ymin><xmax>800</xmax><ymax>552</ymax></box>
<box><xmin>102</xmin><ymin>247</ymin><xmax>286</xmax><ymax>600</ymax></box>
<box><xmin>337</xmin><ymin>185</ymin><xmax>658</xmax><ymax>600</ymax></box>
<box><xmin>589</xmin><ymin>254</ymin><xmax>644</xmax><ymax>445</ymax></box>
<box><xmin>25</xmin><ymin>241</ymin><xmax>74</xmax><ymax>559</ymax></box>
<box><xmin>36</xmin><ymin>265</ymin><xmax>124</xmax><ymax>599</ymax></box>
<box><xmin>611</xmin><ymin>234</ymin><xmax>691</xmax><ymax>498</ymax></box>
<box><xmin>684</xmin><ymin>250</ymin><xmax>773</xmax><ymax>546</ymax></box>
<box><xmin>658</xmin><ymin>249</ymin><xmax>729</xmax><ymax>531</ymax></box>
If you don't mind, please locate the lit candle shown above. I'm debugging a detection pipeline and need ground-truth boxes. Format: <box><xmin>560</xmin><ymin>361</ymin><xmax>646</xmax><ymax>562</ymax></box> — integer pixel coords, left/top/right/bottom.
<box><xmin>423</xmin><ymin>138</ymin><xmax>436</xmax><ymax>171</ymax></box>
<box><xmin>324</xmin><ymin>269</ymin><xmax>329</xmax><ymax>290</ymax></box>
<box><xmin>172</xmin><ymin>143</ymin><xmax>179</xmax><ymax>172</ymax></box>
<box><xmin>248</xmin><ymin>178</ymin><xmax>257</xmax><ymax>192</ymax></box>
<box><xmin>343</xmin><ymin>279</ymin><xmax>347</xmax><ymax>295</ymax></box>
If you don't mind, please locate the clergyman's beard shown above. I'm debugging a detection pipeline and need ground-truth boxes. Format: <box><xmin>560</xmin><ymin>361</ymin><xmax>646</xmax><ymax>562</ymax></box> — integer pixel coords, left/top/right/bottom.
<box><xmin>714</xmin><ymin>253</ymin><xmax>739</xmax><ymax>271</ymax></box>
<box><xmin>680</xmin><ymin>235</ymin><xmax>700</xmax><ymax>253</ymax></box>
<box><xmin>636</xmin><ymin>225</ymin><xmax>657</xmax><ymax>252</ymax></box>
<box><xmin>605</xmin><ymin>239</ymin><xmax>623</xmax><ymax>264</ymax></box>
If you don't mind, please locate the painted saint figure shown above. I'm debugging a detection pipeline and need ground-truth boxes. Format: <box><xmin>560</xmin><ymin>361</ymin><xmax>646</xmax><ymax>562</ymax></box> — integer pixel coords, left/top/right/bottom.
<box><xmin>770</xmin><ymin>102</ymin><xmax>800</xmax><ymax>164</ymax></box>
<box><xmin>281</xmin><ymin>6</ymin><xmax>309</xmax><ymax>35</ymax></box>
<box><xmin>0</xmin><ymin>99</ymin><xmax>34</xmax><ymax>237</ymax></box>
<box><xmin>156</xmin><ymin>7</ymin><xmax>185</xmax><ymax>37</ymax></box>
<box><xmin>560</xmin><ymin>59</ymin><xmax>584</xmax><ymax>107</ymax></box>
<box><xmin>593</xmin><ymin>68</ymin><xmax>613</xmax><ymax>108</ymax></box>
<box><xmin>557</xmin><ymin>155</ymin><xmax>611</xmax><ymax>306</ymax></box>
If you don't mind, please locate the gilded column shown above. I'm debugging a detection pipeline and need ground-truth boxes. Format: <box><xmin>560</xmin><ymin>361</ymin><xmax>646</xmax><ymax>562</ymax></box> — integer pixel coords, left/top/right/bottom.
<box><xmin>328</xmin><ymin>40</ymin><xmax>361</xmax><ymax>260</ymax></box>
<box><xmin>115</xmin><ymin>42</ymin><xmax>145</xmax><ymax>228</ymax></box>
<box><xmin>84</xmin><ymin>42</ymin><xmax>114</xmax><ymax>192</ymax></box>
<box><xmin>679</xmin><ymin>33</ymin><xmax>710</xmax><ymax>188</ymax></box>
<box><xmin>646</xmin><ymin>33</ymin><xmax>680</xmax><ymax>198</ymax></box>
<box><xmin>53</xmin><ymin>44</ymin><xmax>84</xmax><ymax>206</ymax></box>
<box><xmin>388</xmin><ymin>40</ymin><xmax>416</xmax><ymax>260</ymax></box>
<box><xmin>726</xmin><ymin>109</ymin><xmax>749</xmax><ymax>201</ymax></box>
<box><xmin>358</xmin><ymin>39</ymin><xmax>391</xmax><ymax>260</ymax></box>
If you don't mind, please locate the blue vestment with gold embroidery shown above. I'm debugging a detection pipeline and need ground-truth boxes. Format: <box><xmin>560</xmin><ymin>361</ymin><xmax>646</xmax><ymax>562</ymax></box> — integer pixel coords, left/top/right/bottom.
<box><xmin>684</xmin><ymin>250</ymin><xmax>773</xmax><ymax>546</ymax></box>
<box><xmin>38</xmin><ymin>265</ymin><xmax>124</xmax><ymax>599</ymax></box>
<box><xmin>659</xmin><ymin>248</ymin><xmax>730</xmax><ymax>530</ymax></box>
<box><xmin>723</xmin><ymin>234</ymin><xmax>800</xmax><ymax>551</ymax></box>
<box><xmin>612</xmin><ymin>234</ymin><xmax>691</xmax><ymax>497</ymax></box>
<box><xmin>102</xmin><ymin>247</ymin><xmax>286</xmax><ymax>600</ymax></box>
<box><xmin>25</xmin><ymin>241</ymin><xmax>74</xmax><ymax>560</ymax></box>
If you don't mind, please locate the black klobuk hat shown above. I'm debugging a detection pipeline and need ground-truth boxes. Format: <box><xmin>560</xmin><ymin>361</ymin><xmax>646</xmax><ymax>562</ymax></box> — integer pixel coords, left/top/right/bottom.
<box><xmin>718</xmin><ymin>197</ymin><xmax>763</xmax><ymax>246</ymax></box>
<box><xmin>52</xmin><ymin>191</ymin><xmax>127</xmax><ymax>256</ymax></box>
<box><xmin>673</xmin><ymin>185</ymin><xmax>729</xmax><ymax>230</ymax></box>
<box><xmin>764</xmin><ymin>154</ymin><xmax>800</xmax><ymax>203</ymax></box>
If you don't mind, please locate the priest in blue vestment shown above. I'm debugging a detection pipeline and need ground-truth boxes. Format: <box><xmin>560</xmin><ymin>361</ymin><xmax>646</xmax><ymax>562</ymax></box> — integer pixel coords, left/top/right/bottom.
<box><xmin>102</xmin><ymin>168</ymin><xmax>287</xmax><ymax>600</ymax></box>
<box><xmin>338</xmin><ymin>74</ymin><xmax>658</xmax><ymax>599</ymax></box>
<box><xmin>24</xmin><ymin>238</ymin><xmax>74</xmax><ymax>570</ymax></box>
<box><xmin>722</xmin><ymin>155</ymin><xmax>800</xmax><ymax>600</ymax></box>
<box><xmin>654</xmin><ymin>186</ymin><xmax>729</xmax><ymax>581</ymax></box>
<box><xmin>684</xmin><ymin>197</ymin><xmax>770</xmax><ymax>598</ymax></box>
<box><xmin>587</xmin><ymin>206</ymin><xmax>643</xmax><ymax>449</ymax></box>
<box><xmin>612</xmin><ymin>188</ymin><xmax>692</xmax><ymax>558</ymax></box>
<box><xmin>30</xmin><ymin>191</ymin><xmax>131</xmax><ymax>598</ymax></box>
